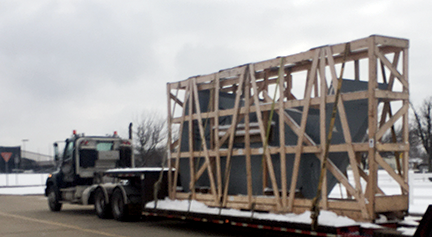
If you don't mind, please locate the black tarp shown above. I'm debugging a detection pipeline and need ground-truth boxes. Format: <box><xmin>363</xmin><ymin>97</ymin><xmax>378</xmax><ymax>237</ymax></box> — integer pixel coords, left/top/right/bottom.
<box><xmin>0</xmin><ymin>146</ymin><xmax>21</xmax><ymax>173</ymax></box>
<box><xmin>178</xmin><ymin>79</ymin><xmax>386</xmax><ymax>199</ymax></box>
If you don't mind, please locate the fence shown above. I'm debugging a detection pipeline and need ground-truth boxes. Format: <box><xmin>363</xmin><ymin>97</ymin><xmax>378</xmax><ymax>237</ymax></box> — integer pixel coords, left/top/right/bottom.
<box><xmin>0</xmin><ymin>173</ymin><xmax>48</xmax><ymax>187</ymax></box>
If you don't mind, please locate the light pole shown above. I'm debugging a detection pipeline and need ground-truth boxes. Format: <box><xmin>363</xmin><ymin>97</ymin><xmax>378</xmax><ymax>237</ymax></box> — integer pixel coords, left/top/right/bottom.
<box><xmin>18</xmin><ymin>139</ymin><xmax>29</xmax><ymax>184</ymax></box>
<box><xmin>21</xmin><ymin>139</ymin><xmax>29</xmax><ymax>159</ymax></box>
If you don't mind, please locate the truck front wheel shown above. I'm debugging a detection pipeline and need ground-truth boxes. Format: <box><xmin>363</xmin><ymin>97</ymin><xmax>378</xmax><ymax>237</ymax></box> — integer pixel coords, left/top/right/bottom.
<box><xmin>47</xmin><ymin>186</ymin><xmax>62</xmax><ymax>212</ymax></box>
<box><xmin>95</xmin><ymin>188</ymin><xmax>112</xmax><ymax>219</ymax></box>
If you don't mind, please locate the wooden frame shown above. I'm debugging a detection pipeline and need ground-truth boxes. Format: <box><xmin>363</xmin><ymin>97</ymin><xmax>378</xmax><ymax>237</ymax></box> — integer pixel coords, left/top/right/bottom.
<box><xmin>166</xmin><ymin>35</ymin><xmax>409</xmax><ymax>222</ymax></box>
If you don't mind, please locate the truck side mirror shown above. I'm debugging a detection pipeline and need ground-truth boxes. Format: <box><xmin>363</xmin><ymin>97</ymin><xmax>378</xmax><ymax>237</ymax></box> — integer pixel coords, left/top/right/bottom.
<box><xmin>54</xmin><ymin>142</ymin><xmax>60</xmax><ymax>161</ymax></box>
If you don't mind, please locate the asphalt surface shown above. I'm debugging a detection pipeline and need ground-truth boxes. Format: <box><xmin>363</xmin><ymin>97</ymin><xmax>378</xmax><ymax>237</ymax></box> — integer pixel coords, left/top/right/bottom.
<box><xmin>0</xmin><ymin>194</ymin><xmax>299</xmax><ymax>237</ymax></box>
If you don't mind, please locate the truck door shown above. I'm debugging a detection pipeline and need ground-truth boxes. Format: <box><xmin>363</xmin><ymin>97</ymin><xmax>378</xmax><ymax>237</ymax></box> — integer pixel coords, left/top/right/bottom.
<box><xmin>61</xmin><ymin>139</ymin><xmax>75</xmax><ymax>183</ymax></box>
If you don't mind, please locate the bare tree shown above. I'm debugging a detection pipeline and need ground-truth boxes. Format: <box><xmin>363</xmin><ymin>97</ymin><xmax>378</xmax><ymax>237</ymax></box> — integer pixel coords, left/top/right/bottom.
<box><xmin>411</xmin><ymin>97</ymin><xmax>432</xmax><ymax>171</ymax></box>
<box><xmin>134</xmin><ymin>112</ymin><xmax>167</xmax><ymax>167</ymax></box>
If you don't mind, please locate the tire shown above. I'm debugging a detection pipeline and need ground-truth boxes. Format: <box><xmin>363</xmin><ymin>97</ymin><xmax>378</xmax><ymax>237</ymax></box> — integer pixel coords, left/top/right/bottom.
<box><xmin>47</xmin><ymin>186</ymin><xmax>62</xmax><ymax>212</ymax></box>
<box><xmin>111</xmin><ymin>188</ymin><xmax>129</xmax><ymax>221</ymax></box>
<box><xmin>94</xmin><ymin>188</ymin><xmax>112</xmax><ymax>219</ymax></box>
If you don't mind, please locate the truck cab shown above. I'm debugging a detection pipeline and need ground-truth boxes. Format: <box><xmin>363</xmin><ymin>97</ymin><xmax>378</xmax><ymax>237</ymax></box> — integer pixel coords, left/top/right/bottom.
<box><xmin>45</xmin><ymin>130</ymin><xmax>133</xmax><ymax>211</ymax></box>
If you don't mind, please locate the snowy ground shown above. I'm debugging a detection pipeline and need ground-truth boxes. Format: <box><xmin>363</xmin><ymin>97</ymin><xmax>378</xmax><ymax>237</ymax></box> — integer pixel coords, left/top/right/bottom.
<box><xmin>0</xmin><ymin>171</ymin><xmax>430</xmax><ymax>235</ymax></box>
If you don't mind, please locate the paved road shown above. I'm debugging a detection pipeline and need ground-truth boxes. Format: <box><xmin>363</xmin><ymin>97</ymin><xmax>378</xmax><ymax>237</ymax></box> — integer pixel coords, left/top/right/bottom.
<box><xmin>0</xmin><ymin>195</ymin><xmax>297</xmax><ymax>237</ymax></box>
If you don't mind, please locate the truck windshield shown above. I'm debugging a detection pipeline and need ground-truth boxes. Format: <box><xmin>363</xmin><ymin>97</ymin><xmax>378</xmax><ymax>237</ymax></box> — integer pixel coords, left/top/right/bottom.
<box><xmin>96</xmin><ymin>142</ymin><xmax>113</xmax><ymax>151</ymax></box>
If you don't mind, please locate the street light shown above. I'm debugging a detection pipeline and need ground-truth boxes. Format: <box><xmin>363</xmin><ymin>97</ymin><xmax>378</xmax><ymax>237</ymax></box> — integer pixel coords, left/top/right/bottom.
<box><xmin>22</xmin><ymin>139</ymin><xmax>29</xmax><ymax>159</ymax></box>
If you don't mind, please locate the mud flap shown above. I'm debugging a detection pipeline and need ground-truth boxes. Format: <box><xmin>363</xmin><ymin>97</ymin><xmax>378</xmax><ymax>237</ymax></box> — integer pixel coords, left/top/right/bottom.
<box><xmin>414</xmin><ymin>205</ymin><xmax>432</xmax><ymax>237</ymax></box>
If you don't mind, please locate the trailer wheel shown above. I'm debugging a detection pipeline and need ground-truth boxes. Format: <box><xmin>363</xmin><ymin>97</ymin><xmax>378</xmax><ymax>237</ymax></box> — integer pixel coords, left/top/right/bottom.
<box><xmin>47</xmin><ymin>186</ymin><xmax>62</xmax><ymax>212</ymax></box>
<box><xmin>94</xmin><ymin>188</ymin><xmax>112</xmax><ymax>219</ymax></box>
<box><xmin>111</xmin><ymin>188</ymin><xmax>129</xmax><ymax>221</ymax></box>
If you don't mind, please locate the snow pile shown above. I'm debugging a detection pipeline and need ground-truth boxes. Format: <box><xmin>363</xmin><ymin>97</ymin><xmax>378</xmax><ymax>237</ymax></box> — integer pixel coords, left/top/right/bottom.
<box><xmin>146</xmin><ymin>197</ymin><xmax>363</xmax><ymax>228</ymax></box>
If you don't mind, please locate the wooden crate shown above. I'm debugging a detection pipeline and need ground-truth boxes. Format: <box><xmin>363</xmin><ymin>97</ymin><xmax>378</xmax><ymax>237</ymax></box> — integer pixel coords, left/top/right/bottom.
<box><xmin>166</xmin><ymin>35</ymin><xmax>409</xmax><ymax>222</ymax></box>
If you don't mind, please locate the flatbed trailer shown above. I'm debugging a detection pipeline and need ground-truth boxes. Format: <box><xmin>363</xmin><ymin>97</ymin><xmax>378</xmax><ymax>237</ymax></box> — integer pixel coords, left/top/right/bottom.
<box><xmin>98</xmin><ymin>168</ymin><xmax>425</xmax><ymax>237</ymax></box>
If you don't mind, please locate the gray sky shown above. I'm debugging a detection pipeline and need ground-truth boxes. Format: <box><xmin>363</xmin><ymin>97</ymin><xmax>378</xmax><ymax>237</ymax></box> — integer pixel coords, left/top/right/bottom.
<box><xmin>1</xmin><ymin>0</ymin><xmax>431</xmax><ymax>155</ymax></box>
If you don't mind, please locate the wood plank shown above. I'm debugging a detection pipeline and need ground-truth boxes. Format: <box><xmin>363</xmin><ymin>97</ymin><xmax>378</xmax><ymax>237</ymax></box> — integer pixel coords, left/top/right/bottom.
<box><xmin>375</xmin><ymin>47</ymin><xmax>408</xmax><ymax>89</ymax></box>
<box><xmin>221</xmin><ymin>67</ymin><xmax>246</xmax><ymax>206</ymax></box>
<box><xmin>366</xmin><ymin>36</ymin><xmax>378</xmax><ymax>220</ymax></box>
<box><xmin>244</xmin><ymin>71</ymin><xmax>253</xmax><ymax>208</ymax></box>
<box><xmin>192</xmin><ymin>78</ymin><xmax>218</xmax><ymax>203</ymax></box>
<box><xmin>171</xmin><ymin>83</ymin><xmax>190</xmax><ymax>198</ymax></box>
<box><xmin>375</xmin><ymin>195</ymin><xmax>408</xmax><ymax>212</ymax></box>
<box><xmin>249</xmin><ymin>64</ymin><xmax>282</xmax><ymax>210</ymax></box>
<box><xmin>188</xmin><ymin>80</ymin><xmax>196</xmax><ymax>199</ymax></box>
<box><xmin>167</xmin><ymin>84</ymin><xmax>173</xmax><ymax>199</ymax></box>
<box><xmin>278</xmin><ymin>58</ymin><xmax>288</xmax><ymax>208</ymax></box>
<box><xmin>375</xmin><ymin>153</ymin><xmax>409</xmax><ymax>192</ymax></box>
<box><xmin>402</xmin><ymin>47</ymin><xmax>410</xmax><ymax>183</ymax></box>
<box><xmin>326</xmin><ymin>46</ymin><xmax>369</xmax><ymax>219</ymax></box>
<box><xmin>288</xmin><ymin>48</ymin><xmax>320</xmax><ymax>211</ymax></box>
<box><xmin>376</xmin><ymin>103</ymin><xmax>409</xmax><ymax>139</ymax></box>
<box><xmin>318</xmin><ymin>48</ymin><xmax>328</xmax><ymax>209</ymax></box>
<box><xmin>373</xmin><ymin>35</ymin><xmax>409</xmax><ymax>48</ymax></box>
<box><xmin>171</xmin><ymin>143</ymin><xmax>373</xmax><ymax>159</ymax></box>
<box><xmin>214</xmin><ymin>73</ymin><xmax>222</xmax><ymax>201</ymax></box>
<box><xmin>374</xmin><ymin>90</ymin><xmax>409</xmax><ymax>100</ymax></box>
<box><xmin>170</xmin><ymin>92</ymin><xmax>184</xmax><ymax>107</ymax></box>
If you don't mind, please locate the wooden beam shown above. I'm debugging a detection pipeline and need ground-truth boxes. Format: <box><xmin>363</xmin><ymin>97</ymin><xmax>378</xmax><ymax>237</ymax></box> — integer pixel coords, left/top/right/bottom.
<box><xmin>278</xmin><ymin>58</ymin><xmax>288</xmax><ymax>209</ymax></box>
<box><xmin>366</xmin><ymin>36</ymin><xmax>378</xmax><ymax>220</ymax></box>
<box><xmin>244</xmin><ymin>71</ymin><xmax>253</xmax><ymax>209</ymax></box>
<box><xmin>288</xmin><ymin>48</ymin><xmax>320</xmax><ymax>211</ymax></box>
<box><xmin>171</xmin><ymin>83</ymin><xmax>191</xmax><ymax>198</ymax></box>
<box><xmin>375</xmin><ymin>47</ymin><xmax>408</xmax><ymax>90</ymax></box>
<box><xmin>375</xmin><ymin>153</ymin><xmax>409</xmax><ymax>192</ymax></box>
<box><xmin>221</xmin><ymin>67</ymin><xmax>246</xmax><ymax>206</ymax></box>
<box><xmin>250</xmin><ymin>64</ymin><xmax>282</xmax><ymax>210</ymax></box>
<box><xmin>167</xmin><ymin>84</ymin><xmax>173</xmax><ymax>199</ymax></box>
<box><xmin>326</xmin><ymin>46</ymin><xmax>369</xmax><ymax>219</ymax></box>
<box><xmin>192</xmin><ymin>78</ymin><xmax>218</xmax><ymax>203</ymax></box>
<box><xmin>188</xmin><ymin>80</ymin><xmax>196</xmax><ymax>199</ymax></box>
<box><xmin>214</xmin><ymin>73</ymin><xmax>222</xmax><ymax>201</ymax></box>
<box><xmin>318</xmin><ymin>48</ymin><xmax>328</xmax><ymax>209</ymax></box>
<box><xmin>376</xmin><ymin>103</ymin><xmax>409</xmax><ymax>140</ymax></box>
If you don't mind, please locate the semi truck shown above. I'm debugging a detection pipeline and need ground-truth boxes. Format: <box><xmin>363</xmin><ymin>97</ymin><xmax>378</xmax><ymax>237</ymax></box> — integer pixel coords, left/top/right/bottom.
<box><xmin>45</xmin><ymin>129</ymin><xmax>134</xmax><ymax>212</ymax></box>
<box><xmin>46</xmin><ymin>35</ymin><xmax>432</xmax><ymax>236</ymax></box>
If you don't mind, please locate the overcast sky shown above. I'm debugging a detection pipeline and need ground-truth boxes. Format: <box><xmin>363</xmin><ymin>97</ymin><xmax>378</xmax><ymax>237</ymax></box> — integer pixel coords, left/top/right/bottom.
<box><xmin>1</xmin><ymin>0</ymin><xmax>431</xmax><ymax>155</ymax></box>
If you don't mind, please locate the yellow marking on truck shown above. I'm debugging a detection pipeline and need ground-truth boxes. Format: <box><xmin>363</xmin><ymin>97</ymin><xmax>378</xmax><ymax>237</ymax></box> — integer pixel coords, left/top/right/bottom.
<box><xmin>0</xmin><ymin>211</ymin><xmax>128</xmax><ymax>237</ymax></box>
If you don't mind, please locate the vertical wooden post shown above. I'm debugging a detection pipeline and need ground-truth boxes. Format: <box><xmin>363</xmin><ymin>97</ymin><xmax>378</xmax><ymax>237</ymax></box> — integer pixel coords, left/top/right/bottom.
<box><xmin>215</xmin><ymin>74</ymin><xmax>222</xmax><ymax>201</ymax></box>
<box><xmin>166</xmin><ymin>83</ymin><xmax>173</xmax><ymax>199</ymax></box>
<box><xmin>288</xmin><ymin>49</ymin><xmax>320</xmax><ymax>212</ymax></box>
<box><xmin>221</xmin><ymin>69</ymin><xmax>246</xmax><ymax>206</ymax></box>
<box><xmin>278</xmin><ymin>58</ymin><xmax>287</xmax><ymax>208</ymax></box>
<box><xmin>245</xmin><ymin>70</ymin><xmax>253</xmax><ymax>208</ymax></box>
<box><xmin>262</xmin><ymin>70</ymin><xmax>269</xmax><ymax>192</ymax></box>
<box><xmin>188</xmin><ymin>80</ymin><xmax>196</xmax><ymax>199</ymax></box>
<box><xmin>250</xmin><ymin>64</ymin><xmax>282</xmax><ymax>210</ymax></box>
<box><xmin>191</xmin><ymin>78</ymin><xmax>218</xmax><ymax>203</ymax></box>
<box><xmin>318</xmin><ymin>49</ymin><xmax>328</xmax><ymax>209</ymax></box>
<box><xmin>172</xmin><ymin>83</ymin><xmax>190</xmax><ymax>199</ymax></box>
<box><xmin>366</xmin><ymin>36</ymin><xmax>378</xmax><ymax>220</ymax></box>
<box><xmin>402</xmin><ymin>48</ymin><xmax>409</xmax><ymax>185</ymax></box>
